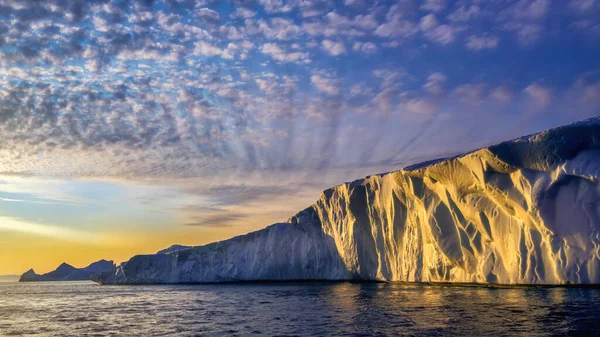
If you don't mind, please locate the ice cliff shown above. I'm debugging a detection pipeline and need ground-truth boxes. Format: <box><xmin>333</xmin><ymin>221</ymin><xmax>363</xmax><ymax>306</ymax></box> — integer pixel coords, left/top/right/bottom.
<box><xmin>94</xmin><ymin>118</ymin><xmax>600</xmax><ymax>285</ymax></box>
<box><xmin>20</xmin><ymin>260</ymin><xmax>114</xmax><ymax>282</ymax></box>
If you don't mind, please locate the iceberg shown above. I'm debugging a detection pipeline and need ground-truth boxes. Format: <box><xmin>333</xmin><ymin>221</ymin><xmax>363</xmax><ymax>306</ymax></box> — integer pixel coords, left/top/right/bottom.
<box><xmin>94</xmin><ymin>118</ymin><xmax>600</xmax><ymax>285</ymax></box>
<box><xmin>20</xmin><ymin>260</ymin><xmax>114</xmax><ymax>282</ymax></box>
<box><xmin>157</xmin><ymin>244</ymin><xmax>193</xmax><ymax>255</ymax></box>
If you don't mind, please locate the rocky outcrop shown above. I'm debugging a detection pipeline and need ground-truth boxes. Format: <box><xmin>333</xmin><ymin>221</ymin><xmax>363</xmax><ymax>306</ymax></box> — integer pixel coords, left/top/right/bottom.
<box><xmin>20</xmin><ymin>260</ymin><xmax>114</xmax><ymax>282</ymax></box>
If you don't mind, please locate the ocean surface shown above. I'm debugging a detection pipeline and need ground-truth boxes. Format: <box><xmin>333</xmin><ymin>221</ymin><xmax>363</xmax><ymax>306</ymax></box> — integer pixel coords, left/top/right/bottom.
<box><xmin>1</xmin><ymin>281</ymin><xmax>599</xmax><ymax>336</ymax></box>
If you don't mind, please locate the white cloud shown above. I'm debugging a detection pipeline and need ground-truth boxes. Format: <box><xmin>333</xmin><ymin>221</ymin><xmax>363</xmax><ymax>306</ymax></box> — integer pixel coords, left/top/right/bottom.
<box><xmin>303</xmin><ymin>21</ymin><xmax>328</xmax><ymax>36</ymax></box>
<box><xmin>422</xmin><ymin>0</ymin><xmax>446</xmax><ymax>13</ymax></box>
<box><xmin>569</xmin><ymin>78</ymin><xmax>600</xmax><ymax>111</ymax></box>
<box><xmin>344</xmin><ymin>0</ymin><xmax>364</xmax><ymax>6</ymax></box>
<box><xmin>465</xmin><ymin>35</ymin><xmax>499</xmax><ymax>51</ymax></box>
<box><xmin>196</xmin><ymin>8</ymin><xmax>220</xmax><ymax>22</ymax></box>
<box><xmin>404</xmin><ymin>99</ymin><xmax>436</xmax><ymax>115</ymax></box>
<box><xmin>516</xmin><ymin>24</ymin><xmax>543</xmax><ymax>46</ymax></box>
<box><xmin>261</xmin><ymin>43</ymin><xmax>311</xmax><ymax>63</ymax></box>
<box><xmin>352</xmin><ymin>42</ymin><xmax>378</xmax><ymax>54</ymax></box>
<box><xmin>311</xmin><ymin>75</ymin><xmax>340</xmax><ymax>96</ymax></box>
<box><xmin>429</xmin><ymin>25</ymin><xmax>455</xmax><ymax>44</ymax></box>
<box><xmin>419</xmin><ymin>14</ymin><xmax>438</xmax><ymax>31</ymax></box>
<box><xmin>447</xmin><ymin>5</ymin><xmax>481</xmax><ymax>22</ymax></box>
<box><xmin>233</xmin><ymin>7</ymin><xmax>256</xmax><ymax>18</ymax></box>
<box><xmin>258</xmin><ymin>18</ymin><xmax>301</xmax><ymax>40</ymax></box>
<box><xmin>524</xmin><ymin>83</ymin><xmax>552</xmax><ymax>110</ymax></box>
<box><xmin>321</xmin><ymin>40</ymin><xmax>346</xmax><ymax>56</ymax></box>
<box><xmin>454</xmin><ymin>84</ymin><xmax>486</xmax><ymax>105</ymax></box>
<box><xmin>300</xmin><ymin>0</ymin><xmax>334</xmax><ymax>18</ymax></box>
<box><xmin>221</xmin><ymin>43</ymin><xmax>240</xmax><ymax>60</ymax></box>
<box><xmin>259</xmin><ymin>0</ymin><xmax>294</xmax><ymax>13</ymax></box>
<box><xmin>569</xmin><ymin>0</ymin><xmax>596</xmax><ymax>11</ymax></box>
<box><xmin>301</xmin><ymin>12</ymin><xmax>367</xmax><ymax>37</ymax></box>
<box><xmin>354</xmin><ymin>13</ymin><xmax>379</xmax><ymax>30</ymax></box>
<box><xmin>373</xmin><ymin>69</ymin><xmax>406</xmax><ymax>89</ymax></box>
<box><xmin>491</xmin><ymin>86</ymin><xmax>513</xmax><ymax>103</ymax></box>
<box><xmin>420</xmin><ymin>15</ymin><xmax>455</xmax><ymax>45</ymax></box>
<box><xmin>375</xmin><ymin>19</ymin><xmax>417</xmax><ymax>38</ymax></box>
<box><xmin>373</xmin><ymin>88</ymin><xmax>395</xmax><ymax>114</ymax></box>
<box><xmin>326</xmin><ymin>12</ymin><xmax>353</xmax><ymax>28</ymax></box>
<box><xmin>423</xmin><ymin>72</ymin><xmax>446</xmax><ymax>95</ymax></box>
<box><xmin>511</xmin><ymin>0</ymin><xmax>549</xmax><ymax>20</ymax></box>
<box><xmin>193</xmin><ymin>41</ymin><xmax>223</xmax><ymax>57</ymax></box>
<box><xmin>92</xmin><ymin>16</ymin><xmax>110</xmax><ymax>32</ymax></box>
<box><xmin>220</xmin><ymin>26</ymin><xmax>244</xmax><ymax>40</ymax></box>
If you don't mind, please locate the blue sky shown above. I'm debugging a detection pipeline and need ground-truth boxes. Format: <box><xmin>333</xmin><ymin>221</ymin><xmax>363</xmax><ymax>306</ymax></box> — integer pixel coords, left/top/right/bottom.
<box><xmin>0</xmin><ymin>0</ymin><xmax>599</xmax><ymax>273</ymax></box>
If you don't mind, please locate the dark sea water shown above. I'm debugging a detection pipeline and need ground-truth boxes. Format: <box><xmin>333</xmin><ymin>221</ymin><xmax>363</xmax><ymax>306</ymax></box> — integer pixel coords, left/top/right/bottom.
<box><xmin>1</xmin><ymin>281</ymin><xmax>599</xmax><ymax>336</ymax></box>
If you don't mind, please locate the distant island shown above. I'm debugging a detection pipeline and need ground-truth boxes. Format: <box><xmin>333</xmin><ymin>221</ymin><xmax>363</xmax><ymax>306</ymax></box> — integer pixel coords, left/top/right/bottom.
<box><xmin>20</xmin><ymin>260</ymin><xmax>114</xmax><ymax>282</ymax></box>
<box><xmin>93</xmin><ymin>118</ymin><xmax>600</xmax><ymax>286</ymax></box>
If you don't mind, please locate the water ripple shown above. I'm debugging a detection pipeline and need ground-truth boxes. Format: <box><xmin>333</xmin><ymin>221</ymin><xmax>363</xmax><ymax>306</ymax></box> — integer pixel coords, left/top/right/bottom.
<box><xmin>1</xmin><ymin>282</ymin><xmax>599</xmax><ymax>336</ymax></box>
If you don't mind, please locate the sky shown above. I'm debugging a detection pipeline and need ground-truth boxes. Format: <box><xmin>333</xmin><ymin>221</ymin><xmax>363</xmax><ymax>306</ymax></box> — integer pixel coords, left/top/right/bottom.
<box><xmin>0</xmin><ymin>0</ymin><xmax>599</xmax><ymax>275</ymax></box>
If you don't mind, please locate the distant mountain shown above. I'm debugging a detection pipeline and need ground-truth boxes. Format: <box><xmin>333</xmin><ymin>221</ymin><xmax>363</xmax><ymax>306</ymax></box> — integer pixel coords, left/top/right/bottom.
<box><xmin>19</xmin><ymin>260</ymin><xmax>114</xmax><ymax>282</ymax></box>
<box><xmin>94</xmin><ymin>118</ymin><xmax>600</xmax><ymax>285</ymax></box>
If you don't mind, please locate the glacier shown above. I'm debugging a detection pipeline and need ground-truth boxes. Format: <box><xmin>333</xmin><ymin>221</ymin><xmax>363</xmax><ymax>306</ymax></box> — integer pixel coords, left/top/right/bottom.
<box><xmin>94</xmin><ymin>118</ymin><xmax>600</xmax><ymax>285</ymax></box>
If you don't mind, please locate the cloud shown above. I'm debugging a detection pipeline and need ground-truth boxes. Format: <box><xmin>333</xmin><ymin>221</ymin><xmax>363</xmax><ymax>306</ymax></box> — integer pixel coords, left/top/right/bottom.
<box><xmin>0</xmin><ymin>217</ymin><xmax>100</xmax><ymax>244</ymax></box>
<box><xmin>427</xmin><ymin>25</ymin><xmax>455</xmax><ymax>44</ymax></box>
<box><xmin>311</xmin><ymin>75</ymin><xmax>340</xmax><ymax>96</ymax></box>
<box><xmin>196</xmin><ymin>8</ymin><xmax>220</xmax><ymax>22</ymax></box>
<box><xmin>301</xmin><ymin>11</ymin><xmax>369</xmax><ymax>37</ymax></box>
<box><xmin>511</xmin><ymin>0</ymin><xmax>550</xmax><ymax>20</ymax></box>
<box><xmin>261</xmin><ymin>43</ymin><xmax>311</xmax><ymax>63</ymax></box>
<box><xmin>183</xmin><ymin>212</ymin><xmax>245</xmax><ymax>227</ymax></box>
<box><xmin>233</xmin><ymin>7</ymin><xmax>256</xmax><ymax>19</ymax></box>
<box><xmin>321</xmin><ymin>40</ymin><xmax>346</xmax><ymax>56</ymax></box>
<box><xmin>259</xmin><ymin>0</ymin><xmax>295</xmax><ymax>13</ymax></box>
<box><xmin>354</xmin><ymin>13</ymin><xmax>379</xmax><ymax>30</ymax></box>
<box><xmin>373</xmin><ymin>88</ymin><xmax>396</xmax><ymax>114</ymax></box>
<box><xmin>465</xmin><ymin>35</ymin><xmax>499</xmax><ymax>51</ymax></box>
<box><xmin>0</xmin><ymin>0</ymin><xmax>596</xmax><ymax>186</ymax></box>
<box><xmin>352</xmin><ymin>42</ymin><xmax>378</xmax><ymax>54</ymax></box>
<box><xmin>257</xmin><ymin>18</ymin><xmax>301</xmax><ymax>40</ymax></box>
<box><xmin>420</xmin><ymin>14</ymin><xmax>439</xmax><ymax>31</ymax></box>
<box><xmin>375</xmin><ymin>19</ymin><xmax>417</xmax><ymax>38</ymax></box>
<box><xmin>193</xmin><ymin>41</ymin><xmax>223</xmax><ymax>56</ymax></box>
<box><xmin>422</xmin><ymin>0</ymin><xmax>446</xmax><ymax>13</ymax></box>
<box><xmin>514</xmin><ymin>24</ymin><xmax>543</xmax><ymax>46</ymax></box>
<box><xmin>569</xmin><ymin>0</ymin><xmax>597</xmax><ymax>11</ymax></box>
<box><xmin>300</xmin><ymin>0</ymin><xmax>334</xmax><ymax>18</ymax></box>
<box><xmin>423</xmin><ymin>72</ymin><xmax>447</xmax><ymax>95</ymax></box>
<box><xmin>454</xmin><ymin>84</ymin><xmax>487</xmax><ymax>105</ymax></box>
<box><xmin>344</xmin><ymin>0</ymin><xmax>364</xmax><ymax>6</ymax></box>
<box><xmin>0</xmin><ymin>195</ymin><xmax>77</xmax><ymax>205</ymax></box>
<box><xmin>403</xmin><ymin>99</ymin><xmax>437</xmax><ymax>116</ymax></box>
<box><xmin>524</xmin><ymin>83</ymin><xmax>552</xmax><ymax>110</ymax></box>
<box><xmin>491</xmin><ymin>86</ymin><xmax>514</xmax><ymax>103</ymax></box>
<box><xmin>419</xmin><ymin>14</ymin><xmax>455</xmax><ymax>45</ymax></box>
<box><xmin>447</xmin><ymin>5</ymin><xmax>481</xmax><ymax>22</ymax></box>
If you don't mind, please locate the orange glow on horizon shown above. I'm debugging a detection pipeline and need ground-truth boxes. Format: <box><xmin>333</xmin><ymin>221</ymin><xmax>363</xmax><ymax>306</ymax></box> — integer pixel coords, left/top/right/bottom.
<box><xmin>0</xmin><ymin>225</ymin><xmax>257</xmax><ymax>275</ymax></box>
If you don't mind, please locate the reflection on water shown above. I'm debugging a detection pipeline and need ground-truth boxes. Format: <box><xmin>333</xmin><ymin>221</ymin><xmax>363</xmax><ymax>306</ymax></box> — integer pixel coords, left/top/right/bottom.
<box><xmin>0</xmin><ymin>281</ymin><xmax>599</xmax><ymax>336</ymax></box>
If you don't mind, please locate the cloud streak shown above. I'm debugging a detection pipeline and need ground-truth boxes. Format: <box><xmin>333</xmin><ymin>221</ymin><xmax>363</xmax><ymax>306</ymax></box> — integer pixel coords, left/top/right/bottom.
<box><xmin>0</xmin><ymin>217</ymin><xmax>100</xmax><ymax>244</ymax></box>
